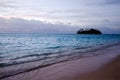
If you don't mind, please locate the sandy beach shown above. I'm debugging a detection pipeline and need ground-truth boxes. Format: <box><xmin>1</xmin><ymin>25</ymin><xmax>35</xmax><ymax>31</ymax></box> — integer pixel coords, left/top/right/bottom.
<box><xmin>1</xmin><ymin>44</ymin><xmax>120</xmax><ymax>80</ymax></box>
<box><xmin>73</xmin><ymin>55</ymin><xmax>120</xmax><ymax>80</ymax></box>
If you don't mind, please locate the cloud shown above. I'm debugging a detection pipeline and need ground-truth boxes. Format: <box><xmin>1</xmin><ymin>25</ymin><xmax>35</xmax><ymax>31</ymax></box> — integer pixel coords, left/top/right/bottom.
<box><xmin>0</xmin><ymin>0</ymin><xmax>120</xmax><ymax>34</ymax></box>
<box><xmin>82</xmin><ymin>0</ymin><xmax>120</xmax><ymax>6</ymax></box>
<box><xmin>0</xmin><ymin>17</ymin><xmax>78</xmax><ymax>34</ymax></box>
<box><xmin>0</xmin><ymin>0</ymin><xmax>16</xmax><ymax>8</ymax></box>
<box><xmin>0</xmin><ymin>17</ymin><xmax>120</xmax><ymax>34</ymax></box>
<box><xmin>0</xmin><ymin>0</ymin><xmax>17</xmax><ymax>13</ymax></box>
<box><xmin>104</xmin><ymin>0</ymin><xmax>120</xmax><ymax>5</ymax></box>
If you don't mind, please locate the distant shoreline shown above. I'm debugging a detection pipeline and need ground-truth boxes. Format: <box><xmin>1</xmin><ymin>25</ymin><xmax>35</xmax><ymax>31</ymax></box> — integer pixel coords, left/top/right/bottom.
<box><xmin>77</xmin><ymin>28</ymin><xmax>102</xmax><ymax>34</ymax></box>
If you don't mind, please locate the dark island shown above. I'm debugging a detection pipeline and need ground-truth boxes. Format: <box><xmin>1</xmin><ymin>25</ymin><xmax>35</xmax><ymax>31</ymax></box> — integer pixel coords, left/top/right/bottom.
<box><xmin>77</xmin><ymin>28</ymin><xmax>102</xmax><ymax>34</ymax></box>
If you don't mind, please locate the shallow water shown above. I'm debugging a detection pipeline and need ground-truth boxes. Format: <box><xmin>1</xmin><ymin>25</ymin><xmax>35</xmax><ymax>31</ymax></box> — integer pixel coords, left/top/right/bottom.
<box><xmin>0</xmin><ymin>34</ymin><xmax>120</xmax><ymax>67</ymax></box>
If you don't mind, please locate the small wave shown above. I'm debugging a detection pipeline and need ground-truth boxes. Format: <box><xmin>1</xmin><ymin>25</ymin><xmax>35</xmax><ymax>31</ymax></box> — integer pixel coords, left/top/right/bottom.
<box><xmin>1</xmin><ymin>42</ymin><xmax>120</xmax><ymax>68</ymax></box>
<box><xmin>11</xmin><ymin>54</ymin><xmax>40</xmax><ymax>60</ymax></box>
<box><xmin>0</xmin><ymin>52</ymin><xmax>61</xmax><ymax>67</ymax></box>
<box><xmin>0</xmin><ymin>56</ymin><xmax>4</xmax><ymax>58</ymax></box>
<box><xmin>46</xmin><ymin>46</ymin><xmax>63</xmax><ymax>49</ymax></box>
<box><xmin>74</xmin><ymin>46</ymin><xmax>93</xmax><ymax>50</ymax></box>
<box><xmin>0</xmin><ymin>42</ymin><xmax>120</xmax><ymax>79</ymax></box>
<box><xmin>0</xmin><ymin>49</ymin><xmax>71</xmax><ymax>68</ymax></box>
<box><xmin>0</xmin><ymin>53</ymin><xmax>3</xmax><ymax>55</ymax></box>
<box><xmin>79</xmin><ymin>42</ymin><xmax>120</xmax><ymax>57</ymax></box>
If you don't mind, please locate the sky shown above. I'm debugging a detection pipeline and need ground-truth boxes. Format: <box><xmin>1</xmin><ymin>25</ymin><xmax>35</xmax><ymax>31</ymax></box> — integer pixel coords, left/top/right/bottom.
<box><xmin>0</xmin><ymin>0</ymin><xmax>120</xmax><ymax>34</ymax></box>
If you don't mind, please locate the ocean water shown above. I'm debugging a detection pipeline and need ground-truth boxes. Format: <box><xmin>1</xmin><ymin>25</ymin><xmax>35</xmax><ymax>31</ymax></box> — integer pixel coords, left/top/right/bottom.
<box><xmin>0</xmin><ymin>34</ymin><xmax>120</xmax><ymax>67</ymax></box>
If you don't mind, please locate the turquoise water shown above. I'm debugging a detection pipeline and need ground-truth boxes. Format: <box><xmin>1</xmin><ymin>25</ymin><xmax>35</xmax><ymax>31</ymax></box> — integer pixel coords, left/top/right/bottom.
<box><xmin>0</xmin><ymin>34</ymin><xmax>120</xmax><ymax>66</ymax></box>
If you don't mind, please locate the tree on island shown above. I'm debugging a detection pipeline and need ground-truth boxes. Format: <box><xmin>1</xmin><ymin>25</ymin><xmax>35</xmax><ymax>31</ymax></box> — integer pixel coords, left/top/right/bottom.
<box><xmin>77</xmin><ymin>28</ymin><xmax>102</xmax><ymax>34</ymax></box>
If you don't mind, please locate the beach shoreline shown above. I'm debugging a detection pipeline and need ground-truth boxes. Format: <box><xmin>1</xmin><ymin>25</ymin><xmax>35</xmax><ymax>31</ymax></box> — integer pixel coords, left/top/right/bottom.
<box><xmin>1</xmin><ymin>44</ymin><xmax>120</xmax><ymax>80</ymax></box>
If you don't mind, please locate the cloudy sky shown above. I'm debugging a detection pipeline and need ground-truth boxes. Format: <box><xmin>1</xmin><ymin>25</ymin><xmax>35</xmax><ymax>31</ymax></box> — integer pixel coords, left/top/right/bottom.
<box><xmin>0</xmin><ymin>0</ymin><xmax>120</xmax><ymax>34</ymax></box>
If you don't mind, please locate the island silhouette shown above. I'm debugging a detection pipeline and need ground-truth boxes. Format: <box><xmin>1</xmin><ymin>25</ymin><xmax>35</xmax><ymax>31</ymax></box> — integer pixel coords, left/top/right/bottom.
<box><xmin>77</xmin><ymin>28</ymin><xmax>102</xmax><ymax>34</ymax></box>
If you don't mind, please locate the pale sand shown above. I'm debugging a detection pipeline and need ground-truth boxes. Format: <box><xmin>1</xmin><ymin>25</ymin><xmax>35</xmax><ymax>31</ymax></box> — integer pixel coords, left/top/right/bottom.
<box><xmin>73</xmin><ymin>55</ymin><xmax>120</xmax><ymax>80</ymax></box>
<box><xmin>2</xmin><ymin>44</ymin><xmax>120</xmax><ymax>80</ymax></box>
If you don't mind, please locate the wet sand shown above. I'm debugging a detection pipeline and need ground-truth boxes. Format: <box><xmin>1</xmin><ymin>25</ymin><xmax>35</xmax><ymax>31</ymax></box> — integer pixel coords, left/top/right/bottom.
<box><xmin>1</xmin><ymin>44</ymin><xmax>120</xmax><ymax>80</ymax></box>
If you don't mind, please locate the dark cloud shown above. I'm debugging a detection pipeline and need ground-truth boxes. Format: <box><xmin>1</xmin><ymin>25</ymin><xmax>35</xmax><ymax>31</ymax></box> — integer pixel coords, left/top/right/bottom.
<box><xmin>104</xmin><ymin>0</ymin><xmax>120</xmax><ymax>5</ymax></box>
<box><xmin>0</xmin><ymin>17</ymin><xmax>77</xmax><ymax>34</ymax></box>
<box><xmin>0</xmin><ymin>17</ymin><xmax>120</xmax><ymax>34</ymax></box>
<box><xmin>85</xmin><ymin>0</ymin><xmax>120</xmax><ymax>6</ymax></box>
